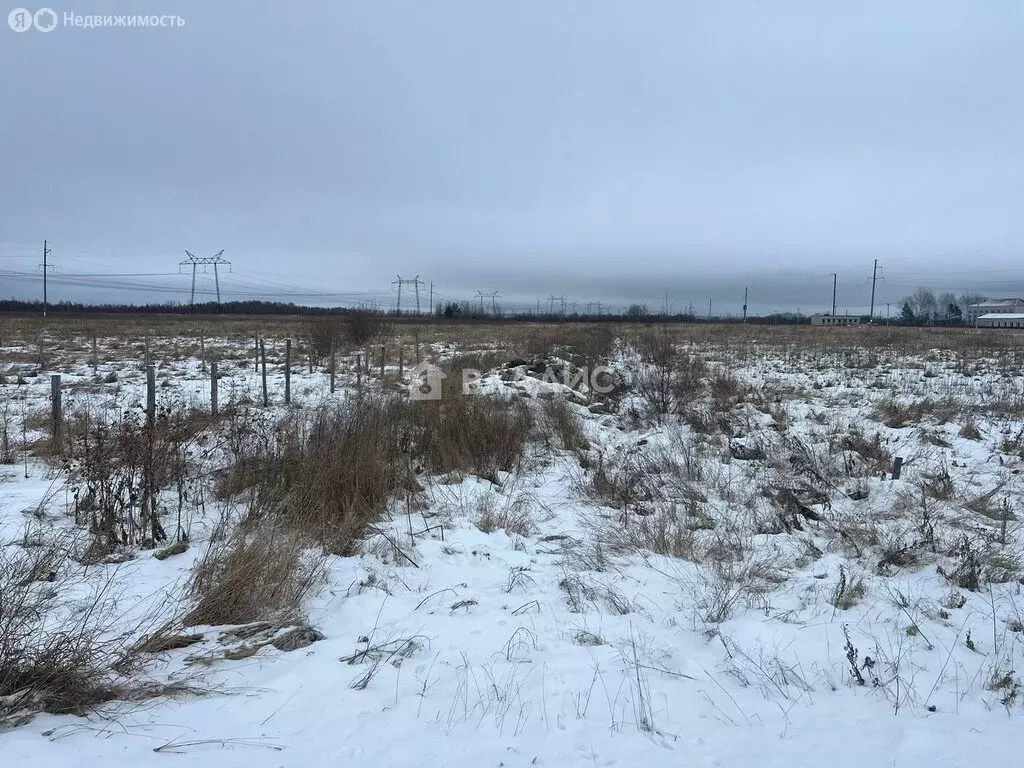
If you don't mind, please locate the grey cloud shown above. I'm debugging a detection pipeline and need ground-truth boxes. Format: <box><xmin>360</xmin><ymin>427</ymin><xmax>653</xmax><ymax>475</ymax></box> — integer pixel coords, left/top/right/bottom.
<box><xmin>2</xmin><ymin>1</ymin><xmax>1022</xmax><ymax>311</ymax></box>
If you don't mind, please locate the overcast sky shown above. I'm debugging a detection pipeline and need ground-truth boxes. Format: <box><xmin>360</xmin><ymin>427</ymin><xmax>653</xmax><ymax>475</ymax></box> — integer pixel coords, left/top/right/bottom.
<box><xmin>2</xmin><ymin>0</ymin><xmax>1023</xmax><ymax>313</ymax></box>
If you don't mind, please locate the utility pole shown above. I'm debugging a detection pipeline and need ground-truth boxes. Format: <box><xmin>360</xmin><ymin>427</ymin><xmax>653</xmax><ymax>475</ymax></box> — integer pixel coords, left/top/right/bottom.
<box><xmin>868</xmin><ymin>259</ymin><xmax>880</xmax><ymax>320</ymax></box>
<box><xmin>429</xmin><ymin>281</ymin><xmax>434</xmax><ymax>315</ymax></box>
<box><xmin>708</xmin><ymin>299</ymin><xmax>712</xmax><ymax>320</ymax></box>
<box><xmin>831</xmin><ymin>273</ymin><xmax>837</xmax><ymax>316</ymax></box>
<box><xmin>40</xmin><ymin>240</ymin><xmax>52</xmax><ymax>317</ymax></box>
<box><xmin>490</xmin><ymin>291</ymin><xmax>501</xmax><ymax>315</ymax></box>
<box><xmin>180</xmin><ymin>250</ymin><xmax>230</xmax><ymax>312</ymax></box>
<box><xmin>742</xmin><ymin>287</ymin><xmax>749</xmax><ymax>323</ymax></box>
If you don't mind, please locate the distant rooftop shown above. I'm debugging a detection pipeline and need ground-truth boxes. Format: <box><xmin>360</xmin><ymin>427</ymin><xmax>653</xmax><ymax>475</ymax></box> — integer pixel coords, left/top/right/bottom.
<box><xmin>971</xmin><ymin>298</ymin><xmax>1024</xmax><ymax>307</ymax></box>
<box><xmin>978</xmin><ymin>313</ymin><xmax>1024</xmax><ymax>320</ymax></box>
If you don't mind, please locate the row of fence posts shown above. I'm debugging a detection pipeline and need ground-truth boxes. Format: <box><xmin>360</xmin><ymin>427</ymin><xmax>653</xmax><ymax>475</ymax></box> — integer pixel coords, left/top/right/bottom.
<box><xmin>49</xmin><ymin>332</ymin><xmax>425</xmax><ymax>447</ymax></box>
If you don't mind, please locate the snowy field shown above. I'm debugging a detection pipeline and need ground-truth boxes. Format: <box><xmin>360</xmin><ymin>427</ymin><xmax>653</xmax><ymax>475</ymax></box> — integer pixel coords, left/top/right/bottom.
<box><xmin>1</xmin><ymin>318</ymin><xmax>1023</xmax><ymax>767</ymax></box>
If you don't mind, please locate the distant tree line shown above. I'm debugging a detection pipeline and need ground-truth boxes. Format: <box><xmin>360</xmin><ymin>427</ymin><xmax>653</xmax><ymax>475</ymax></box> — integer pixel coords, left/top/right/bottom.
<box><xmin>0</xmin><ymin>298</ymin><xmax>363</xmax><ymax>316</ymax></box>
<box><xmin>896</xmin><ymin>290</ymin><xmax>987</xmax><ymax>326</ymax></box>
<box><xmin>5</xmin><ymin>295</ymin><xmax>976</xmax><ymax>326</ymax></box>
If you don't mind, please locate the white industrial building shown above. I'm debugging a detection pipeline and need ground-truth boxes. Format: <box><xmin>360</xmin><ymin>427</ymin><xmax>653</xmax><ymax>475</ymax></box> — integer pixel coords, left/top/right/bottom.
<box><xmin>966</xmin><ymin>298</ymin><xmax>1024</xmax><ymax>325</ymax></box>
<box><xmin>810</xmin><ymin>314</ymin><xmax>861</xmax><ymax>326</ymax></box>
<box><xmin>977</xmin><ymin>313</ymin><xmax>1024</xmax><ymax>329</ymax></box>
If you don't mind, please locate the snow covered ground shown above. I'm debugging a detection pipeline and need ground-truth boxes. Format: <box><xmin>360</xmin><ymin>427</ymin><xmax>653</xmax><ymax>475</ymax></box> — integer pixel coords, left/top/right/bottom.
<box><xmin>1</xmin><ymin>323</ymin><xmax>1022</xmax><ymax>767</ymax></box>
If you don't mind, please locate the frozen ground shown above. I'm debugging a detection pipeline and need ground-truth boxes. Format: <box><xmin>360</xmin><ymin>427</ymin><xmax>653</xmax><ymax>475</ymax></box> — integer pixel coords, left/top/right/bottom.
<box><xmin>1</xmin><ymin>325</ymin><xmax>1022</xmax><ymax>767</ymax></box>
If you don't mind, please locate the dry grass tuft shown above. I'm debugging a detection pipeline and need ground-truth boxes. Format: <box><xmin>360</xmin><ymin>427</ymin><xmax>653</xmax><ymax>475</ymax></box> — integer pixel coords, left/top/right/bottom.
<box><xmin>474</xmin><ymin>492</ymin><xmax>536</xmax><ymax>537</ymax></box>
<box><xmin>184</xmin><ymin>517</ymin><xmax>324</xmax><ymax>627</ymax></box>
<box><xmin>540</xmin><ymin>396</ymin><xmax>589</xmax><ymax>453</ymax></box>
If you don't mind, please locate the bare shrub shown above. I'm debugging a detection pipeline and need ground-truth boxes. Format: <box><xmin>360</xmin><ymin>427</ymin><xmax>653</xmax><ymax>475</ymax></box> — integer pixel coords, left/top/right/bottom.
<box><xmin>597</xmin><ymin>504</ymin><xmax>697</xmax><ymax>559</ymax></box>
<box><xmin>633</xmin><ymin>330</ymin><xmax>709</xmax><ymax>419</ymax></box>
<box><xmin>0</xmin><ymin>540</ymin><xmax>182</xmax><ymax>725</ymax></box>
<box><xmin>345</xmin><ymin>310</ymin><xmax>386</xmax><ymax>346</ymax></box>
<box><xmin>410</xmin><ymin>395</ymin><xmax>533</xmax><ymax>478</ymax></box>
<box><xmin>305</xmin><ymin>316</ymin><xmax>345</xmax><ymax>364</ymax></box>
<box><xmin>65</xmin><ymin>404</ymin><xmax>205</xmax><ymax>550</ymax></box>
<box><xmin>635</xmin><ymin>330</ymin><xmax>678</xmax><ymax>417</ymax></box>
<box><xmin>708</xmin><ymin>369</ymin><xmax>746</xmax><ymax>414</ymax></box>
<box><xmin>0</xmin><ymin>392</ymin><xmax>15</xmax><ymax>464</ymax></box>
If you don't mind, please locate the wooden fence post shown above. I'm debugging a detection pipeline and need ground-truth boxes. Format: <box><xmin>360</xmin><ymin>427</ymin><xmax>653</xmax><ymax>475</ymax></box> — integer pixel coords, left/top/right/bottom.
<box><xmin>330</xmin><ymin>339</ymin><xmax>336</xmax><ymax>393</ymax></box>
<box><xmin>210</xmin><ymin>361</ymin><xmax>218</xmax><ymax>416</ymax></box>
<box><xmin>91</xmin><ymin>334</ymin><xmax>98</xmax><ymax>375</ymax></box>
<box><xmin>260</xmin><ymin>340</ymin><xmax>269</xmax><ymax>407</ymax></box>
<box><xmin>146</xmin><ymin>366</ymin><xmax>156</xmax><ymax>424</ymax></box>
<box><xmin>414</xmin><ymin>329</ymin><xmax>420</xmax><ymax>361</ymax></box>
<box><xmin>891</xmin><ymin>456</ymin><xmax>903</xmax><ymax>480</ymax></box>
<box><xmin>200</xmin><ymin>333</ymin><xmax>206</xmax><ymax>374</ymax></box>
<box><xmin>356</xmin><ymin>352</ymin><xmax>362</xmax><ymax>391</ymax></box>
<box><xmin>255</xmin><ymin>334</ymin><xmax>260</xmax><ymax>372</ymax></box>
<box><xmin>380</xmin><ymin>345</ymin><xmax>385</xmax><ymax>379</ymax></box>
<box><xmin>398</xmin><ymin>344</ymin><xmax>404</xmax><ymax>380</ymax></box>
<box><xmin>50</xmin><ymin>374</ymin><xmax>62</xmax><ymax>453</ymax></box>
<box><xmin>285</xmin><ymin>339</ymin><xmax>292</xmax><ymax>405</ymax></box>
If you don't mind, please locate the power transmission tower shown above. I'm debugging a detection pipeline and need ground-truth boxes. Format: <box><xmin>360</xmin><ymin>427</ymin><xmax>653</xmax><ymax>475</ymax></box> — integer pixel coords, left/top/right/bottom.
<box><xmin>545</xmin><ymin>295</ymin><xmax>566</xmax><ymax>316</ymax></box>
<box><xmin>429</xmin><ymin>281</ymin><xmax>434</xmax><ymax>314</ymax></box>
<box><xmin>393</xmin><ymin>275</ymin><xmax>424</xmax><ymax>314</ymax></box>
<box><xmin>831</xmin><ymin>273</ymin><xmax>837</xmax><ymax>316</ymax></box>
<box><xmin>489</xmin><ymin>291</ymin><xmax>501</xmax><ymax>315</ymax></box>
<box><xmin>39</xmin><ymin>240</ymin><xmax>52</xmax><ymax>317</ymax></box>
<box><xmin>867</xmin><ymin>260</ymin><xmax>882</xmax><ymax>320</ymax></box>
<box><xmin>180</xmin><ymin>250</ymin><xmax>230</xmax><ymax>312</ymax></box>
